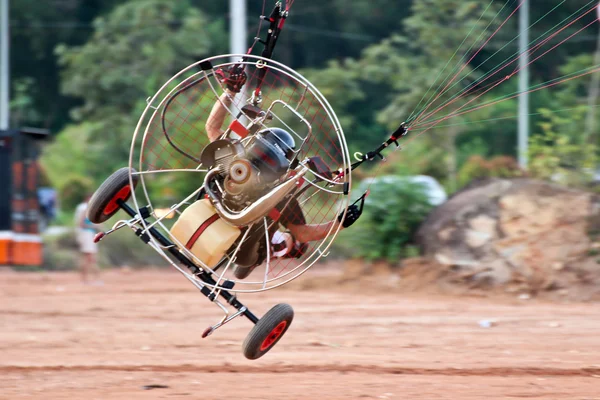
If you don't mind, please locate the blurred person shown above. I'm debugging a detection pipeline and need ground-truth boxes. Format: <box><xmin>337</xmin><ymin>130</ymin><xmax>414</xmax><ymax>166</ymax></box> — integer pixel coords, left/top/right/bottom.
<box><xmin>37</xmin><ymin>187</ymin><xmax>57</xmax><ymax>232</ymax></box>
<box><xmin>205</xmin><ymin>66</ymin><xmax>362</xmax><ymax>279</ymax></box>
<box><xmin>74</xmin><ymin>195</ymin><xmax>102</xmax><ymax>284</ymax></box>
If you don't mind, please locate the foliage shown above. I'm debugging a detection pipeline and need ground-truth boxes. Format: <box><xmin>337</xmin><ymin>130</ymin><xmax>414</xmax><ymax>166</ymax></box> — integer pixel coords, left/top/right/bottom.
<box><xmin>362</xmin><ymin>0</ymin><xmax>502</xmax><ymax>128</ymax></box>
<box><xmin>58</xmin><ymin>175</ymin><xmax>94</xmax><ymax>212</ymax></box>
<box><xmin>44</xmin><ymin>248</ymin><xmax>80</xmax><ymax>271</ymax></box>
<box><xmin>97</xmin><ymin>229</ymin><xmax>165</xmax><ymax>267</ymax></box>
<box><xmin>457</xmin><ymin>155</ymin><xmax>524</xmax><ymax>188</ymax></box>
<box><xmin>42</xmin><ymin>228</ymin><xmax>164</xmax><ymax>270</ymax></box>
<box><xmin>41</xmin><ymin>123</ymin><xmax>101</xmax><ymax>190</ymax></box>
<box><xmin>9</xmin><ymin>78</ymin><xmax>43</xmax><ymax>127</ymax></box>
<box><xmin>12</xmin><ymin>0</ymin><xmax>600</xmax><ymax>264</ymax></box>
<box><xmin>41</xmin><ymin>0</ymin><xmax>222</xmax><ymax>191</ymax></box>
<box><xmin>528</xmin><ymin>108</ymin><xmax>598</xmax><ymax>187</ymax></box>
<box><xmin>12</xmin><ymin>0</ymin><xmax>600</xmax><ymax>136</ymax></box>
<box><xmin>56</xmin><ymin>0</ymin><xmax>220</xmax><ymax>122</ymax></box>
<box><xmin>340</xmin><ymin>179</ymin><xmax>435</xmax><ymax>263</ymax></box>
<box><xmin>10</xmin><ymin>0</ymin><xmax>123</xmax><ymax>131</ymax></box>
<box><xmin>42</xmin><ymin>230</ymin><xmax>79</xmax><ymax>271</ymax></box>
<box><xmin>308</xmin><ymin>0</ymin><xmax>508</xmax><ymax>192</ymax></box>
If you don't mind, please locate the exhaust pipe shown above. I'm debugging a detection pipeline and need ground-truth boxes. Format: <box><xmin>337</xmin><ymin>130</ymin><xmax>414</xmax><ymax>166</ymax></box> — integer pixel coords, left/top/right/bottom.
<box><xmin>203</xmin><ymin>167</ymin><xmax>308</xmax><ymax>227</ymax></box>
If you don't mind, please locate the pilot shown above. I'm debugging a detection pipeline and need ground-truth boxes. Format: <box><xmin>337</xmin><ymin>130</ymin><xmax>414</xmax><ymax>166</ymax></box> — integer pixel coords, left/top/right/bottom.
<box><xmin>205</xmin><ymin>65</ymin><xmax>362</xmax><ymax>278</ymax></box>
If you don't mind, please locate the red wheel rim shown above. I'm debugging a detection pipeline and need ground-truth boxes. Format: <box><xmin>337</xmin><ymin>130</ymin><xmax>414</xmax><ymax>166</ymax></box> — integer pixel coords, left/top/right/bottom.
<box><xmin>259</xmin><ymin>321</ymin><xmax>287</xmax><ymax>351</ymax></box>
<box><xmin>103</xmin><ymin>186</ymin><xmax>132</xmax><ymax>215</ymax></box>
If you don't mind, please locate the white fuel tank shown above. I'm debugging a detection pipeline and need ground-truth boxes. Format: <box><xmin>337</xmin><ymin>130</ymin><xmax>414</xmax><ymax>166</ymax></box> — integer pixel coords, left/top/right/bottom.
<box><xmin>170</xmin><ymin>199</ymin><xmax>241</xmax><ymax>268</ymax></box>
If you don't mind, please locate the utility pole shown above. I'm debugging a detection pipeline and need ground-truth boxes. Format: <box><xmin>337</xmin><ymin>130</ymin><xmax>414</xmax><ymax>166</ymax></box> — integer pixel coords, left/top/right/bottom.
<box><xmin>0</xmin><ymin>0</ymin><xmax>9</xmax><ymax>130</ymax></box>
<box><xmin>584</xmin><ymin>3</ymin><xmax>600</xmax><ymax>143</ymax></box>
<box><xmin>229</xmin><ymin>0</ymin><xmax>247</xmax><ymax>119</ymax></box>
<box><xmin>230</xmin><ymin>0</ymin><xmax>247</xmax><ymax>59</ymax></box>
<box><xmin>518</xmin><ymin>0</ymin><xmax>530</xmax><ymax>169</ymax></box>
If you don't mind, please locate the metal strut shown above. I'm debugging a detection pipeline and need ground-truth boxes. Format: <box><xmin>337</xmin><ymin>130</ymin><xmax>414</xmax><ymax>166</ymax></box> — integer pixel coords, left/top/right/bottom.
<box><xmin>329</xmin><ymin>122</ymin><xmax>409</xmax><ymax>189</ymax></box>
<box><xmin>327</xmin><ymin>122</ymin><xmax>409</xmax><ymax>201</ymax></box>
<box><xmin>116</xmin><ymin>199</ymin><xmax>260</xmax><ymax>325</ymax></box>
<box><xmin>250</xmin><ymin>1</ymin><xmax>290</xmax><ymax>100</ymax></box>
<box><xmin>351</xmin><ymin>122</ymin><xmax>409</xmax><ymax>171</ymax></box>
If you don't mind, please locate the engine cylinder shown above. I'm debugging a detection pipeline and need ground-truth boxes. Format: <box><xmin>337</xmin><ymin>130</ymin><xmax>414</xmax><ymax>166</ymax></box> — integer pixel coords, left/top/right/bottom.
<box><xmin>229</xmin><ymin>160</ymin><xmax>252</xmax><ymax>184</ymax></box>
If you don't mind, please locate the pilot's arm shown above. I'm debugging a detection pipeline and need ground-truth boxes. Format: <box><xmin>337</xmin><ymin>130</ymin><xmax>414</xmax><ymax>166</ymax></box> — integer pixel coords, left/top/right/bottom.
<box><xmin>205</xmin><ymin>66</ymin><xmax>248</xmax><ymax>142</ymax></box>
<box><xmin>278</xmin><ymin>198</ymin><xmax>361</xmax><ymax>244</ymax></box>
<box><xmin>205</xmin><ymin>92</ymin><xmax>234</xmax><ymax>142</ymax></box>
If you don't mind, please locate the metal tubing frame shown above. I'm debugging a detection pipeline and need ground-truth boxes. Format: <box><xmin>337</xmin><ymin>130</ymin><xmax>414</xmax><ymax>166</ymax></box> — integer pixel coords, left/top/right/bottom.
<box><xmin>116</xmin><ymin>199</ymin><xmax>259</xmax><ymax>325</ymax></box>
<box><xmin>129</xmin><ymin>54</ymin><xmax>351</xmax><ymax>293</ymax></box>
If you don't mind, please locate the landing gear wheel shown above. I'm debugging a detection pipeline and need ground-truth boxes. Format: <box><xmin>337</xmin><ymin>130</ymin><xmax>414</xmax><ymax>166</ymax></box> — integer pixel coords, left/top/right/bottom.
<box><xmin>87</xmin><ymin>167</ymin><xmax>139</xmax><ymax>224</ymax></box>
<box><xmin>242</xmin><ymin>303</ymin><xmax>294</xmax><ymax>360</ymax></box>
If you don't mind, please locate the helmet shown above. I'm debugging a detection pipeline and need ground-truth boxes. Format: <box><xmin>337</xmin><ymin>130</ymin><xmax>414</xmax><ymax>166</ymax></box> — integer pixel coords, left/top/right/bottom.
<box><xmin>245</xmin><ymin>128</ymin><xmax>296</xmax><ymax>183</ymax></box>
<box><xmin>258</xmin><ymin>128</ymin><xmax>296</xmax><ymax>160</ymax></box>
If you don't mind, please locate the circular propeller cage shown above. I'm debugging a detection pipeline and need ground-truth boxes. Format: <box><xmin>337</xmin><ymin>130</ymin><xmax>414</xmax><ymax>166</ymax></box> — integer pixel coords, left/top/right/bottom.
<box><xmin>129</xmin><ymin>54</ymin><xmax>352</xmax><ymax>293</ymax></box>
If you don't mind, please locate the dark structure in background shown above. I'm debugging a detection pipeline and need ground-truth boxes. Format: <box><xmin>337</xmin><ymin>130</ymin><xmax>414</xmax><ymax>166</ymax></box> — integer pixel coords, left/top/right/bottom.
<box><xmin>0</xmin><ymin>128</ymin><xmax>49</xmax><ymax>266</ymax></box>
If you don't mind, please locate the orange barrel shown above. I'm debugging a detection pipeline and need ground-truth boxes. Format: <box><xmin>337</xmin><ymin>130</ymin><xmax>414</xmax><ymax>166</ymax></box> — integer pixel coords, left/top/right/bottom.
<box><xmin>12</xmin><ymin>234</ymin><xmax>43</xmax><ymax>266</ymax></box>
<box><xmin>0</xmin><ymin>231</ymin><xmax>12</xmax><ymax>265</ymax></box>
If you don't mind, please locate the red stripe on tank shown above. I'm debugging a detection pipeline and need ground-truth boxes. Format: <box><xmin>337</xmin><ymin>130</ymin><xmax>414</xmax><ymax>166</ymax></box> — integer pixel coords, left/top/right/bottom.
<box><xmin>185</xmin><ymin>214</ymin><xmax>220</xmax><ymax>250</ymax></box>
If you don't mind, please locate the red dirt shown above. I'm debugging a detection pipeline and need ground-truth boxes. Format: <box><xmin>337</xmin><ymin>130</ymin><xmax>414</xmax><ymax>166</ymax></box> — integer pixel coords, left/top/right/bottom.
<box><xmin>2</xmin><ymin>267</ymin><xmax>600</xmax><ymax>399</ymax></box>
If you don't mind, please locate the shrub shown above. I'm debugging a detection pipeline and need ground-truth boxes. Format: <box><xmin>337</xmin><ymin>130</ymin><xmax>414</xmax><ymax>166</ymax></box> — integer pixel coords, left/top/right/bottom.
<box><xmin>528</xmin><ymin>109</ymin><xmax>598</xmax><ymax>188</ymax></box>
<box><xmin>42</xmin><ymin>229</ymin><xmax>79</xmax><ymax>271</ymax></box>
<box><xmin>457</xmin><ymin>155</ymin><xmax>524</xmax><ymax>188</ymax></box>
<box><xmin>58</xmin><ymin>175</ymin><xmax>94</xmax><ymax>212</ymax></box>
<box><xmin>42</xmin><ymin>226</ymin><xmax>165</xmax><ymax>270</ymax></box>
<box><xmin>338</xmin><ymin>178</ymin><xmax>435</xmax><ymax>263</ymax></box>
<box><xmin>98</xmin><ymin>228</ymin><xmax>165</xmax><ymax>267</ymax></box>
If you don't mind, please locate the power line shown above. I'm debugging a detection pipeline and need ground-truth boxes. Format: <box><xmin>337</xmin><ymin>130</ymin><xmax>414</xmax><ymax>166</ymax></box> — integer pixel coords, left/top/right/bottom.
<box><xmin>284</xmin><ymin>23</ymin><xmax>375</xmax><ymax>42</ymax></box>
<box><xmin>8</xmin><ymin>20</ymin><xmax>598</xmax><ymax>45</ymax></box>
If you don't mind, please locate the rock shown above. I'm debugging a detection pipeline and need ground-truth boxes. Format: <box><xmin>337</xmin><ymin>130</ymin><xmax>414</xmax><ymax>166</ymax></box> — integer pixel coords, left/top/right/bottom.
<box><xmin>417</xmin><ymin>179</ymin><xmax>599</xmax><ymax>288</ymax></box>
<box><xmin>465</xmin><ymin>229</ymin><xmax>492</xmax><ymax>248</ymax></box>
<box><xmin>552</xmin><ymin>262</ymin><xmax>565</xmax><ymax>271</ymax></box>
<box><xmin>477</xmin><ymin>259</ymin><xmax>512</xmax><ymax>284</ymax></box>
<box><xmin>469</xmin><ymin>214</ymin><xmax>498</xmax><ymax>236</ymax></box>
<box><xmin>438</xmin><ymin>227</ymin><xmax>455</xmax><ymax>241</ymax></box>
<box><xmin>478</xmin><ymin>319</ymin><xmax>496</xmax><ymax>328</ymax></box>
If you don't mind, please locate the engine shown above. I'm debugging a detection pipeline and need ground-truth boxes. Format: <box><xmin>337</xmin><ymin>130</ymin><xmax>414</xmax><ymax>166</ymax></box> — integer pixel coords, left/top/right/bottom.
<box><xmin>200</xmin><ymin>134</ymin><xmax>291</xmax><ymax>211</ymax></box>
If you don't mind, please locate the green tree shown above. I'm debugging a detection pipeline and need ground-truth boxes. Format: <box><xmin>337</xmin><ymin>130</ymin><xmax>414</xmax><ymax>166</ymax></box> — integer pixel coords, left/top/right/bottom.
<box><xmin>10</xmin><ymin>0</ymin><xmax>123</xmax><ymax>131</ymax></box>
<box><xmin>528</xmin><ymin>108</ymin><xmax>597</xmax><ymax>187</ymax></box>
<box><xmin>42</xmin><ymin>0</ymin><xmax>223</xmax><ymax>194</ymax></box>
<box><xmin>305</xmin><ymin>0</ymin><xmax>504</xmax><ymax>191</ymax></box>
<box><xmin>56</xmin><ymin>0</ymin><xmax>223</xmax><ymax>123</ymax></box>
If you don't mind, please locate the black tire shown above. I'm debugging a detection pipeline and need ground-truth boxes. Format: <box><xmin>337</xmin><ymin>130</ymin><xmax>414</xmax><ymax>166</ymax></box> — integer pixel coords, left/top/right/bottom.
<box><xmin>87</xmin><ymin>167</ymin><xmax>139</xmax><ymax>224</ymax></box>
<box><xmin>242</xmin><ymin>303</ymin><xmax>294</xmax><ymax>360</ymax></box>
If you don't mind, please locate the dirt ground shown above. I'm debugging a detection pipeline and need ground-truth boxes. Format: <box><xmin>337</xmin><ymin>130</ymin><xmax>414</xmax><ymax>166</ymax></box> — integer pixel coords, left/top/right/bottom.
<box><xmin>2</xmin><ymin>266</ymin><xmax>600</xmax><ymax>400</ymax></box>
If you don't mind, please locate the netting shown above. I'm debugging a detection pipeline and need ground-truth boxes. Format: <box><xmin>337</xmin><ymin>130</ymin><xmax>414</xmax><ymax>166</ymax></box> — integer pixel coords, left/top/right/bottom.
<box><xmin>129</xmin><ymin>54</ymin><xmax>351</xmax><ymax>292</ymax></box>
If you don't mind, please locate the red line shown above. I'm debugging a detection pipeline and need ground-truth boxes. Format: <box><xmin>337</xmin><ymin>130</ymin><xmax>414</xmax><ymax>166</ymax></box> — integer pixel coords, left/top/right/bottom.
<box><xmin>412</xmin><ymin>0</ymin><xmax>525</xmax><ymax>126</ymax></box>
<box><xmin>410</xmin><ymin>65</ymin><xmax>600</xmax><ymax>140</ymax></box>
<box><xmin>420</xmin><ymin>72</ymin><xmax>510</xmax><ymax>122</ymax></box>
<box><xmin>415</xmin><ymin>3</ymin><xmax>598</xmax><ymax>127</ymax></box>
<box><xmin>415</xmin><ymin>13</ymin><xmax>598</xmax><ymax>129</ymax></box>
<box><xmin>509</xmin><ymin>6</ymin><xmax>597</xmax><ymax>74</ymax></box>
